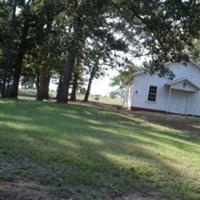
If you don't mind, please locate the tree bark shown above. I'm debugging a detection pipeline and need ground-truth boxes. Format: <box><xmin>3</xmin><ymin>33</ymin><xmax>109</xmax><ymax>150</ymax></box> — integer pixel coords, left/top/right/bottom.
<box><xmin>56</xmin><ymin>15</ymin><xmax>83</xmax><ymax>104</ymax></box>
<box><xmin>1</xmin><ymin>0</ymin><xmax>17</xmax><ymax>98</ymax></box>
<box><xmin>36</xmin><ymin>71</ymin><xmax>40</xmax><ymax>97</ymax></box>
<box><xmin>37</xmin><ymin>67</ymin><xmax>50</xmax><ymax>100</ymax></box>
<box><xmin>4</xmin><ymin>14</ymin><xmax>30</xmax><ymax>98</ymax></box>
<box><xmin>84</xmin><ymin>66</ymin><xmax>97</xmax><ymax>102</ymax></box>
<box><xmin>10</xmin><ymin>49</ymin><xmax>26</xmax><ymax>98</ymax></box>
<box><xmin>56</xmin><ymin>47</ymin><xmax>76</xmax><ymax>103</ymax></box>
<box><xmin>70</xmin><ymin>56</ymin><xmax>82</xmax><ymax>101</ymax></box>
<box><xmin>56</xmin><ymin>75</ymin><xmax>62</xmax><ymax>100</ymax></box>
<box><xmin>70</xmin><ymin>71</ymin><xmax>79</xmax><ymax>101</ymax></box>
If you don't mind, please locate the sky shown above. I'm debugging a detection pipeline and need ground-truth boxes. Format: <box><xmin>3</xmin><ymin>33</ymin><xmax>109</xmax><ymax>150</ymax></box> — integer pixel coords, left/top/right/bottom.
<box><xmin>47</xmin><ymin>56</ymin><xmax>148</xmax><ymax>96</ymax></box>
<box><xmin>90</xmin><ymin>69</ymin><xmax>118</xmax><ymax>96</ymax></box>
<box><xmin>47</xmin><ymin>57</ymin><xmax>146</xmax><ymax>96</ymax></box>
<box><xmin>90</xmin><ymin>57</ymin><xmax>146</xmax><ymax>96</ymax></box>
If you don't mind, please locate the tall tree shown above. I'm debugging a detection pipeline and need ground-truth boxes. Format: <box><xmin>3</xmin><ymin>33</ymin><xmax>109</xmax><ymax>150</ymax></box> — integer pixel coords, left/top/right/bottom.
<box><xmin>56</xmin><ymin>0</ymin><xmax>118</xmax><ymax>103</ymax></box>
<box><xmin>1</xmin><ymin>0</ymin><xmax>200</xmax><ymax>101</ymax></box>
<box><xmin>70</xmin><ymin>56</ymin><xmax>83</xmax><ymax>101</ymax></box>
<box><xmin>82</xmin><ymin>39</ymin><xmax>127</xmax><ymax>102</ymax></box>
<box><xmin>0</xmin><ymin>0</ymin><xmax>17</xmax><ymax>97</ymax></box>
<box><xmin>117</xmin><ymin>0</ymin><xmax>200</xmax><ymax>74</ymax></box>
<box><xmin>1</xmin><ymin>0</ymin><xmax>65</xmax><ymax>98</ymax></box>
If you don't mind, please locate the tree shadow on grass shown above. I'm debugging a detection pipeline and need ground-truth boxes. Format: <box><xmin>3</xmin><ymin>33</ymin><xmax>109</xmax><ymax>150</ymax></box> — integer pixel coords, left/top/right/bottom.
<box><xmin>0</xmin><ymin>100</ymin><xmax>199</xmax><ymax>199</ymax></box>
<box><xmin>128</xmin><ymin>111</ymin><xmax>200</xmax><ymax>137</ymax></box>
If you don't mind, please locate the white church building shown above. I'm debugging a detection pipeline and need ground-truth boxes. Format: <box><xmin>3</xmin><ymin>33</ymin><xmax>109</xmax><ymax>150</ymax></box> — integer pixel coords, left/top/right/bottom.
<box><xmin>124</xmin><ymin>60</ymin><xmax>200</xmax><ymax>116</ymax></box>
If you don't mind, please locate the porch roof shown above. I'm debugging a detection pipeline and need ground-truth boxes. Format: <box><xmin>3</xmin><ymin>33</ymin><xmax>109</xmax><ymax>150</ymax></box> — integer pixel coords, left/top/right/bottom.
<box><xmin>166</xmin><ymin>77</ymin><xmax>200</xmax><ymax>92</ymax></box>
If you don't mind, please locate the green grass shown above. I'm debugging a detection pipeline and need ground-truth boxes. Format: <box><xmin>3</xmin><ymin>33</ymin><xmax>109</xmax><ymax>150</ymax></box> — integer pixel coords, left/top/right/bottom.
<box><xmin>0</xmin><ymin>100</ymin><xmax>199</xmax><ymax>199</ymax></box>
<box><xmin>18</xmin><ymin>88</ymin><xmax>37</xmax><ymax>97</ymax></box>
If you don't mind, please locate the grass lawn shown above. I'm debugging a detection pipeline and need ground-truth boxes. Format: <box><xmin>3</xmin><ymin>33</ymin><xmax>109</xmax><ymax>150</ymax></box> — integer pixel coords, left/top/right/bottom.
<box><xmin>0</xmin><ymin>100</ymin><xmax>199</xmax><ymax>199</ymax></box>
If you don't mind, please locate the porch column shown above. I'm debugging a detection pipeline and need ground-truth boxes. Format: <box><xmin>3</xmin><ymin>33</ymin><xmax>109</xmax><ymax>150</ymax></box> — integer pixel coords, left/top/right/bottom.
<box><xmin>167</xmin><ymin>87</ymin><xmax>172</xmax><ymax>113</ymax></box>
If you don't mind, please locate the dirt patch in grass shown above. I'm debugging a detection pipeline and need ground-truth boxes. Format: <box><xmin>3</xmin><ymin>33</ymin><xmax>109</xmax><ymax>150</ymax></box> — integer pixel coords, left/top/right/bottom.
<box><xmin>117</xmin><ymin>193</ymin><xmax>159</xmax><ymax>200</ymax></box>
<box><xmin>74</xmin><ymin>101</ymin><xmax>200</xmax><ymax>137</ymax></box>
<box><xmin>131</xmin><ymin>111</ymin><xmax>200</xmax><ymax>137</ymax></box>
<box><xmin>0</xmin><ymin>159</ymin><xmax>73</xmax><ymax>200</ymax></box>
<box><xmin>0</xmin><ymin>180</ymin><xmax>54</xmax><ymax>200</ymax></box>
<box><xmin>0</xmin><ymin>180</ymin><xmax>156</xmax><ymax>200</ymax></box>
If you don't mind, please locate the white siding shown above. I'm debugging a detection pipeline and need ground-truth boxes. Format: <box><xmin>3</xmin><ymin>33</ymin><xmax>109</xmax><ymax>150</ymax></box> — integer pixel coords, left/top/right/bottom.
<box><xmin>132</xmin><ymin>73</ymin><xmax>169</xmax><ymax>112</ymax></box>
<box><xmin>129</xmin><ymin>61</ymin><xmax>200</xmax><ymax>116</ymax></box>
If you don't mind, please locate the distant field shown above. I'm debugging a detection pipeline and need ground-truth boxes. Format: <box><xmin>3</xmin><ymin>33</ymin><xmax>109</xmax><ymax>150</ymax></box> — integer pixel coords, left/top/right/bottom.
<box><xmin>77</xmin><ymin>94</ymin><xmax>123</xmax><ymax>105</ymax></box>
<box><xmin>19</xmin><ymin>88</ymin><xmax>123</xmax><ymax>105</ymax></box>
<box><xmin>19</xmin><ymin>88</ymin><xmax>57</xmax><ymax>98</ymax></box>
<box><xmin>0</xmin><ymin>99</ymin><xmax>199</xmax><ymax>199</ymax></box>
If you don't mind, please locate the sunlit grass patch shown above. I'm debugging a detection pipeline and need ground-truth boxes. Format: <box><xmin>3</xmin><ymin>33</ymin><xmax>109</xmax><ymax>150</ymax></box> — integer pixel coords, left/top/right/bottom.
<box><xmin>0</xmin><ymin>99</ymin><xmax>199</xmax><ymax>199</ymax></box>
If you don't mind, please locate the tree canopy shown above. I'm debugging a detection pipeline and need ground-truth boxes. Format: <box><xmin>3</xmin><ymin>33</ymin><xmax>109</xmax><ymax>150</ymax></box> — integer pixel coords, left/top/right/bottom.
<box><xmin>0</xmin><ymin>0</ymin><xmax>200</xmax><ymax>102</ymax></box>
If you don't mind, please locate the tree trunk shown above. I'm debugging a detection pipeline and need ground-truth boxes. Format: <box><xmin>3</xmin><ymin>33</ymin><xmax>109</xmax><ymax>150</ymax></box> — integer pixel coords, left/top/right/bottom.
<box><xmin>1</xmin><ymin>0</ymin><xmax>17</xmax><ymax>98</ymax></box>
<box><xmin>70</xmin><ymin>71</ymin><xmax>79</xmax><ymax>101</ymax></box>
<box><xmin>36</xmin><ymin>71</ymin><xmax>40</xmax><ymax>97</ymax></box>
<box><xmin>10</xmin><ymin>49</ymin><xmax>25</xmax><ymax>98</ymax></box>
<box><xmin>56</xmin><ymin>75</ymin><xmax>62</xmax><ymax>100</ymax></box>
<box><xmin>84</xmin><ymin>66</ymin><xmax>96</xmax><ymax>102</ymax></box>
<box><xmin>57</xmin><ymin>15</ymin><xmax>83</xmax><ymax>104</ymax></box>
<box><xmin>56</xmin><ymin>46</ymin><xmax>76</xmax><ymax>103</ymax></box>
<box><xmin>37</xmin><ymin>67</ymin><xmax>50</xmax><ymax>100</ymax></box>
<box><xmin>4</xmin><ymin>13</ymin><xmax>30</xmax><ymax>98</ymax></box>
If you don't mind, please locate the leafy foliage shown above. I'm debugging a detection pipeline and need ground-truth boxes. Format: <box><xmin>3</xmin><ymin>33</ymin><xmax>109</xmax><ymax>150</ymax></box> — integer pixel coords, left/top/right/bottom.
<box><xmin>190</xmin><ymin>39</ymin><xmax>200</xmax><ymax>63</ymax></box>
<box><xmin>1</xmin><ymin>0</ymin><xmax>200</xmax><ymax>100</ymax></box>
<box><xmin>110</xmin><ymin>64</ymin><xmax>140</xmax><ymax>98</ymax></box>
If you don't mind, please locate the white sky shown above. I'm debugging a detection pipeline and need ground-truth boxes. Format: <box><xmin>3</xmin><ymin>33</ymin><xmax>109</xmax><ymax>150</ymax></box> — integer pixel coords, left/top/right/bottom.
<box><xmin>90</xmin><ymin>57</ymin><xmax>146</xmax><ymax>96</ymax></box>
<box><xmin>47</xmin><ymin>56</ymin><xmax>148</xmax><ymax>95</ymax></box>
